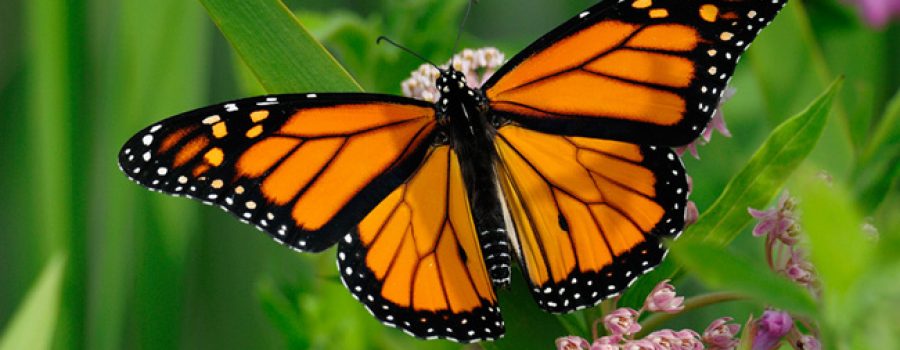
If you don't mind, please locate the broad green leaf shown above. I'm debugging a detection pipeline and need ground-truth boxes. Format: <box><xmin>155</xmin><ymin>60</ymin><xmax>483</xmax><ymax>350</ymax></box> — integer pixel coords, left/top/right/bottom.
<box><xmin>485</xmin><ymin>267</ymin><xmax>568</xmax><ymax>350</ymax></box>
<box><xmin>797</xmin><ymin>171</ymin><xmax>874</xmax><ymax>332</ymax></box>
<box><xmin>0</xmin><ymin>254</ymin><xmax>67</xmax><ymax>350</ymax></box>
<box><xmin>846</xmin><ymin>262</ymin><xmax>900</xmax><ymax>350</ymax></box>
<box><xmin>854</xmin><ymin>89</ymin><xmax>900</xmax><ymax>212</ymax></box>
<box><xmin>621</xmin><ymin>79</ymin><xmax>841</xmax><ymax>308</ymax></box>
<box><xmin>199</xmin><ymin>0</ymin><xmax>361</xmax><ymax>93</ymax></box>
<box><xmin>669</xmin><ymin>240</ymin><xmax>817</xmax><ymax>316</ymax></box>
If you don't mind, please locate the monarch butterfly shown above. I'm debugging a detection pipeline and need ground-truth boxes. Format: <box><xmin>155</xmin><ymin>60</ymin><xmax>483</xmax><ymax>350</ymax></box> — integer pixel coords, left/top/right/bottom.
<box><xmin>119</xmin><ymin>0</ymin><xmax>786</xmax><ymax>343</ymax></box>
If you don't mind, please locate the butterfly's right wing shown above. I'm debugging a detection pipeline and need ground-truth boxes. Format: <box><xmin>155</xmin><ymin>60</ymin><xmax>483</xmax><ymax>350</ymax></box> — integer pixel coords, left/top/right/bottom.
<box><xmin>339</xmin><ymin>145</ymin><xmax>503</xmax><ymax>343</ymax></box>
<box><xmin>118</xmin><ymin>93</ymin><xmax>437</xmax><ymax>252</ymax></box>
<box><xmin>482</xmin><ymin>0</ymin><xmax>787</xmax><ymax>145</ymax></box>
<box><xmin>493</xmin><ymin>125</ymin><xmax>687</xmax><ymax>313</ymax></box>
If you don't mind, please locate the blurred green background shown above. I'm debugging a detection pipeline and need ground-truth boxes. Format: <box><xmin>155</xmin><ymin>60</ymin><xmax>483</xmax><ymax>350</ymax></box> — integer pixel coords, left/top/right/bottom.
<box><xmin>0</xmin><ymin>0</ymin><xmax>897</xmax><ymax>349</ymax></box>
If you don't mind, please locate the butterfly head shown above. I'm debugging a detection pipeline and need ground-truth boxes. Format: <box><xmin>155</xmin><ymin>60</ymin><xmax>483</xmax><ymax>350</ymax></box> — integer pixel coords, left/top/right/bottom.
<box><xmin>436</xmin><ymin>68</ymin><xmax>468</xmax><ymax>94</ymax></box>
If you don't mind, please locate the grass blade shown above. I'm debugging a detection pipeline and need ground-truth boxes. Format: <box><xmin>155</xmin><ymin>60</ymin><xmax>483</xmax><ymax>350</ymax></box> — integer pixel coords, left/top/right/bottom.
<box><xmin>0</xmin><ymin>254</ymin><xmax>67</xmax><ymax>350</ymax></box>
<box><xmin>199</xmin><ymin>0</ymin><xmax>361</xmax><ymax>93</ymax></box>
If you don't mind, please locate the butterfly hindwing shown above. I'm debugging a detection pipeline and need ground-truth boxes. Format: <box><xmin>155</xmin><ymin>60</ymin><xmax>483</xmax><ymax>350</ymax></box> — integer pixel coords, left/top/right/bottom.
<box><xmin>494</xmin><ymin>125</ymin><xmax>687</xmax><ymax>312</ymax></box>
<box><xmin>483</xmin><ymin>0</ymin><xmax>786</xmax><ymax>145</ymax></box>
<box><xmin>338</xmin><ymin>145</ymin><xmax>503</xmax><ymax>342</ymax></box>
<box><xmin>118</xmin><ymin>94</ymin><xmax>437</xmax><ymax>252</ymax></box>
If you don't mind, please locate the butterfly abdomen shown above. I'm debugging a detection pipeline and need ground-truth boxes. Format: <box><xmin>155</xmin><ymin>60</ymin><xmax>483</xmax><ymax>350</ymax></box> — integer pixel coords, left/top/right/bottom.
<box><xmin>437</xmin><ymin>70</ymin><xmax>513</xmax><ymax>288</ymax></box>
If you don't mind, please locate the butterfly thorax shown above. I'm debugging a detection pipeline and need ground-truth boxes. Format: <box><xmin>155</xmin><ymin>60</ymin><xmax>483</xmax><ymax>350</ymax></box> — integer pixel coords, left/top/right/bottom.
<box><xmin>435</xmin><ymin>69</ymin><xmax>513</xmax><ymax>287</ymax></box>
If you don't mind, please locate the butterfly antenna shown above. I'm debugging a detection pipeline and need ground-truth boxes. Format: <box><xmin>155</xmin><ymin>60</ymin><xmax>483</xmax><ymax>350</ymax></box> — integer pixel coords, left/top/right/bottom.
<box><xmin>376</xmin><ymin>36</ymin><xmax>442</xmax><ymax>71</ymax></box>
<box><xmin>451</xmin><ymin>0</ymin><xmax>476</xmax><ymax>55</ymax></box>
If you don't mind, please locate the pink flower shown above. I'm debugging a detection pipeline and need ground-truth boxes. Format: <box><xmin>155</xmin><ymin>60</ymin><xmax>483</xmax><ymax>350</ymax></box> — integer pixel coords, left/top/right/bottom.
<box><xmin>676</xmin><ymin>142</ymin><xmax>700</xmax><ymax>159</ymax></box>
<box><xmin>557</xmin><ymin>336</ymin><xmax>591</xmax><ymax>350</ymax></box>
<box><xmin>684</xmin><ymin>201</ymin><xmax>699</xmax><ymax>226</ymax></box>
<box><xmin>702</xmin><ymin>317</ymin><xmax>740</xmax><ymax>350</ymax></box>
<box><xmin>603</xmin><ymin>308</ymin><xmax>642</xmax><ymax>337</ymax></box>
<box><xmin>646</xmin><ymin>329</ymin><xmax>702</xmax><ymax>350</ymax></box>
<box><xmin>684</xmin><ymin>175</ymin><xmax>699</xmax><ymax>226</ymax></box>
<box><xmin>748</xmin><ymin>192</ymin><xmax>798</xmax><ymax>244</ymax></box>
<box><xmin>796</xmin><ymin>335</ymin><xmax>821</xmax><ymax>350</ymax></box>
<box><xmin>644</xmin><ymin>280</ymin><xmax>684</xmax><ymax>313</ymax></box>
<box><xmin>621</xmin><ymin>339</ymin><xmax>660</xmax><ymax>350</ymax></box>
<box><xmin>751</xmin><ymin>310</ymin><xmax>793</xmax><ymax>350</ymax></box>
<box><xmin>785</xmin><ymin>250</ymin><xmax>816</xmax><ymax>286</ymax></box>
<box><xmin>401</xmin><ymin>47</ymin><xmax>505</xmax><ymax>103</ymax></box>
<box><xmin>843</xmin><ymin>0</ymin><xmax>900</xmax><ymax>28</ymax></box>
<box><xmin>591</xmin><ymin>336</ymin><xmax>622</xmax><ymax>350</ymax></box>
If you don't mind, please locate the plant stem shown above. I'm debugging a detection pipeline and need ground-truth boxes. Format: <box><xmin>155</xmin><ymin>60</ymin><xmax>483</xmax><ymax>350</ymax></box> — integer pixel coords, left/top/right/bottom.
<box><xmin>635</xmin><ymin>292</ymin><xmax>746</xmax><ymax>338</ymax></box>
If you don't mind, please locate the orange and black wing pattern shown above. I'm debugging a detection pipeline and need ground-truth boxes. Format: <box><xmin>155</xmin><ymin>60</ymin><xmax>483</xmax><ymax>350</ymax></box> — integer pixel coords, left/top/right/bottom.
<box><xmin>494</xmin><ymin>125</ymin><xmax>687</xmax><ymax>312</ymax></box>
<box><xmin>483</xmin><ymin>0</ymin><xmax>787</xmax><ymax>146</ymax></box>
<box><xmin>118</xmin><ymin>94</ymin><xmax>436</xmax><ymax>252</ymax></box>
<box><xmin>338</xmin><ymin>146</ymin><xmax>503</xmax><ymax>342</ymax></box>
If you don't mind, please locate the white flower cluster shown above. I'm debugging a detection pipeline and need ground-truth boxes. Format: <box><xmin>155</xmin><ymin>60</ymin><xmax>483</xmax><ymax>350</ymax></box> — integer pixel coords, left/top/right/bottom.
<box><xmin>401</xmin><ymin>47</ymin><xmax>506</xmax><ymax>102</ymax></box>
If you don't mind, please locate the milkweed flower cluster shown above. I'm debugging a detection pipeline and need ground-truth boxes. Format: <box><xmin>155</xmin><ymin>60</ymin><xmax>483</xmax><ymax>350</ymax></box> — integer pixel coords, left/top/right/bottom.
<box><xmin>748</xmin><ymin>192</ymin><xmax>818</xmax><ymax>291</ymax></box>
<box><xmin>745</xmin><ymin>193</ymin><xmax>821</xmax><ymax>350</ymax></box>
<box><xmin>676</xmin><ymin>87</ymin><xmax>735</xmax><ymax>159</ymax></box>
<box><xmin>401</xmin><ymin>47</ymin><xmax>506</xmax><ymax>102</ymax></box>
<box><xmin>555</xmin><ymin>280</ymin><xmax>738</xmax><ymax>350</ymax></box>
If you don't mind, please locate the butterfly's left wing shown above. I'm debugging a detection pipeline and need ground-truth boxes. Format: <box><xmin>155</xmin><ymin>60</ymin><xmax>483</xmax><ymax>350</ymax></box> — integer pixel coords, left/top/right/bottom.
<box><xmin>338</xmin><ymin>145</ymin><xmax>503</xmax><ymax>342</ymax></box>
<box><xmin>118</xmin><ymin>94</ymin><xmax>437</xmax><ymax>252</ymax></box>
<box><xmin>483</xmin><ymin>0</ymin><xmax>786</xmax><ymax>145</ymax></box>
<box><xmin>493</xmin><ymin>125</ymin><xmax>687</xmax><ymax>312</ymax></box>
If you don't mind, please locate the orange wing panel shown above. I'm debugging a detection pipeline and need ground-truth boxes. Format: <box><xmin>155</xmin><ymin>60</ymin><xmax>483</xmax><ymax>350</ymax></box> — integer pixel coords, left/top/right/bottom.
<box><xmin>488</xmin><ymin>22</ymin><xmax>698</xmax><ymax>127</ymax></box>
<box><xmin>118</xmin><ymin>94</ymin><xmax>437</xmax><ymax>253</ymax></box>
<box><xmin>338</xmin><ymin>146</ymin><xmax>503</xmax><ymax>342</ymax></box>
<box><xmin>494</xmin><ymin>125</ymin><xmax>688</xmax><ymax>312</ymax></box>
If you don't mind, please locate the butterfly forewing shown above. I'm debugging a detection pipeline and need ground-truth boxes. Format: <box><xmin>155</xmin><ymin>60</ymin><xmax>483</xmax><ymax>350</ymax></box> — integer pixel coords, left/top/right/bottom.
<box><xmin>483</xmin><ymin>0</ymin><xmax>787</xmax><ymax>145</ymax></box>
<box><xmin>118</xmin><ymin>94</ymin><xmax>436</xmax><ymax>252</ymax></box>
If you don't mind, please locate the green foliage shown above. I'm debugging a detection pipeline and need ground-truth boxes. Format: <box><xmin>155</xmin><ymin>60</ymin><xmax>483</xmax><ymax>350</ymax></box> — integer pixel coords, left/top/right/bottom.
<box><xmin>0</xmin><ymin>254</ymin><xmax>66</xmax><ymax>350</ymax></box>
<box><xmin>796</xmin><ymin>173</ymin><xmax>895</xmax><ymax>350</ymax></box>
<box><xmin>669</xmin><ymin>240</ymin><xmax>817</xmax><ymax>316</ymax></box>
<box><xmin>200</xmin><ymin>0</ymin><xmax>360</xmax><ymax>92</ymax></box>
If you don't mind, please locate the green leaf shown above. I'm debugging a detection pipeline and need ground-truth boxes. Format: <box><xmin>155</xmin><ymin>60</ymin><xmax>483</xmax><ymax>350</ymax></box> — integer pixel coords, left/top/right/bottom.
<box><xmin>694</xmin><ymin>78</ymin><xmax>842</xmax><ymax>245</ymax></box>
<box><xmin>485</xmin><ymin>267</ymin><xmax>568</xmax><ymax>350</ymax></box>
<box><xmin>860</xmin><ymin>89</ymin><xmax>900</xmax><ymax>165</ymax></box>
<box><xmin>854</xmin><ymin>88</ymin><xmax>900</xmax><ymax>212</ymax></box>
<box><xmin>199</xmin><ymin>0</ymin><xmax>361</xmax><ymax>93</ymax></box>
<box><xmin>621</xmin><ymin>78</ymin><xmax>841</xmax><ymax>307</ymax></box>
<box><xmin>669</xmin><ymin>240</ymin><xmax>817</xmax><ymax>316</ymax></box>
<box><xmin>0</xmin><ymin>254</ymin><xmax>67</xmax><ymax>350</ymax></box>
<box><xmin>797</xmin><ymin>171</ymin><xmax>874</xmax><ymax>330</ymax></box>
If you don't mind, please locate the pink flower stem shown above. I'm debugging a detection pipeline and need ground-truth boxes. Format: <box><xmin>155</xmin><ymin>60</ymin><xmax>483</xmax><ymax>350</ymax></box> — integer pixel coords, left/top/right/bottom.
<box><xmin>634</xmin><ymin>291</ymin><xmax>746</xmax><ymax>338</ymax></box>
